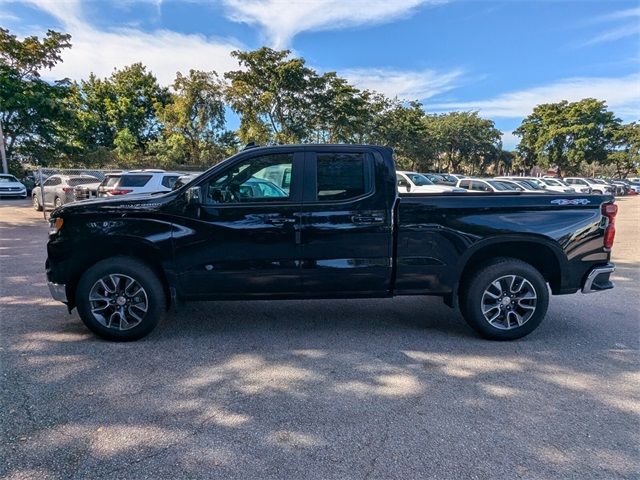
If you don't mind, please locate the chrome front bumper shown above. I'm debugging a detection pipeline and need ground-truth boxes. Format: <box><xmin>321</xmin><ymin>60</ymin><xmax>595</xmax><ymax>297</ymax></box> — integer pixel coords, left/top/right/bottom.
<box><xmin>48</xmin><ymin>282</ymin><xmax>68</xmax><ymax>302</ymax></box>
<box><xmin>582</xmin><ymin>264</ymin><xmax>615</xmax><ymax>294</ymax></box>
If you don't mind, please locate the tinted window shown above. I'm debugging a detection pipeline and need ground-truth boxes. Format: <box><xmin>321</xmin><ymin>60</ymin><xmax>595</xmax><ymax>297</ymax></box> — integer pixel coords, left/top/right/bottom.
<box><xmin>487</xmin><ymin>180</ymin><xmax>510</xmax><ymax>191</ymax></box>
<box><xmin>120</xmin><ymin>175</ymin><xmax>152</xmax><ymax>187</ymax></box>
<box><xmin>471</xmin><ymin>181</ymin><xmax>490</xmax><ymax>191</ymax></box>
<box><xmin>203</xmin><ymin>153</ymin><xmax>293</xmax><ymax>204</ymax></box>
<box><xmin>459</xmin><ymin>180</ymin><xmax>471</xmax><ymax>189</ymax></box>
<box><xmin>317</xmin><ymin>153</ymin><xmax>366</xmax><ymax>201</ymax></box>
<box><xmin>161</xmin><ymin>176</ymin><xmax>180</xmax><ymax>188</ymax></box>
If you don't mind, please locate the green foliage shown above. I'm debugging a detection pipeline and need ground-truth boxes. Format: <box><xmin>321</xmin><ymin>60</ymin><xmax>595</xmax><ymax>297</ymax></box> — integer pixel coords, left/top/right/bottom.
<box><xmin>225</xmin><ymin>47</ymin><xmax>318</xmax><ymax>144</ymax></box>
<box><xmin>428</xmin><ymin>111</ymin><xmax>502</xmax><ymax>174</ymax></box>
<box><xmin>152</xmin><ymin>69</ymin><xmax>234</xmax><ymax>166</ymax></box>
<box><xmin>514</xmin><ymin>98</ymin><xmax>621</xmax><ymax>176</ymax></box>
<box><xmin>607</xmin><ymin>122</ymin><xmax>640</xmax><ymax>178</ymax></box>
<box><xmin>0</xmin><ymin>28</ymin><xmax>74</xmax><ymax>170</ymax></box>
<box><xmin>1</xmin><ymin>28</ymin><xmax>634</xmax><ymax>177</ymax></box>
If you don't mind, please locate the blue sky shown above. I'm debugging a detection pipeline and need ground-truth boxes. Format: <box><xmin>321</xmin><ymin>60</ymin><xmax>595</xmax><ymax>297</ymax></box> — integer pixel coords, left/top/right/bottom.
<box><xmin>1</xmin><ymin>0</ymin><xmax>638</xmax><ymax>148</ymax></box>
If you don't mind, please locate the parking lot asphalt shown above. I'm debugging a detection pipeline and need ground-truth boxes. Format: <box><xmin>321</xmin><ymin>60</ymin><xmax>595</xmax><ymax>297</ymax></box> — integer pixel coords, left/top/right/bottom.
<box><xmin>1</xmin><ymin>197</ymin><xmax>639</xmax><ymax>480</ymax></box>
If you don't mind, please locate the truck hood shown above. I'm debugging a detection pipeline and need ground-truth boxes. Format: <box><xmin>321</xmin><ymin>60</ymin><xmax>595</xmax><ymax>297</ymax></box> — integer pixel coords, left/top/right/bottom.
<box><xmin>51</xmin><ymin>191</ymin><xmax>177</xmax><ymax>217</ymax></box>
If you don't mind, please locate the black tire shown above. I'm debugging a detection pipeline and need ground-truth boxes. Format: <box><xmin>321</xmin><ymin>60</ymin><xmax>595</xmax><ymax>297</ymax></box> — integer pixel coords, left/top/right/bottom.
<box><xmin>76</xmin><ymin>256</ymin><xmax>166</xmax><ymax>341</ymax></box>
<box><xmin>459</xmin><ymin>257</ymin><xmax>549</xmax><ymax>340</ymax></box>
<box><xmin>32</xmin><ymin>194</ymin><xmax>42</xmax><ymax>211</ymax></box>
<box><xmin>54</xmin><ymin>196</ymin><xmax>62</xmax><ymax>208</ymax></box>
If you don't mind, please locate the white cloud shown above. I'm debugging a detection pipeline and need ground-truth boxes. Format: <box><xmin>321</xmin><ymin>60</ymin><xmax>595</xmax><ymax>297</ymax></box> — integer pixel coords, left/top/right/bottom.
<box><xmin>220</xmin><ymin>0</ymin><xmax>446</xmax><ymax>49</ymax></box>
<box><xmin>580</xmin><ymin>6</ymin><xmax>640</xmax><ymax>47</ymax></box>
<box><xmin>426</xmin><ymin>74</ymin><xmax>640</xmax><ymax>120</ymax></box>
<box><xmin>500</xmin><ymin>131</ymin><xmax>519</xmax><ymax>150</ymax></box>
<box><xmin>49</xmin><ymin>27</ymin><xmax>242</xmax><ymax>85</ymax></box>
<box><xmin>341</xmin><ymin>67</ymin><xmax>464</xmax><ymax>100</ymax></box>
<box><xmin>2</xmin><ymin>0</ymin><xmax>243</xmax><ymax>85</ymax></box>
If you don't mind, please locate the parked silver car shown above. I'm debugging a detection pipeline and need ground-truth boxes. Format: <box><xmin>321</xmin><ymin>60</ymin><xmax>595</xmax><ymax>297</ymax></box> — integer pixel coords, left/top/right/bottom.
<box><xmin>32</xmin><ymin>174</ymin><xmax>101</xmax><ymax>211</ymax></box>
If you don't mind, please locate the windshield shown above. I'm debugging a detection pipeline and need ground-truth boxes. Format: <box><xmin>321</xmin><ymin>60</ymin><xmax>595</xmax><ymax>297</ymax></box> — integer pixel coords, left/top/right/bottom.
<box><xmin>495</xmin><ymin>181</ymin><xmax>521</xmax><ymax>191</ymax></box>
<box><xmin>406</xmin><ymin>173</ymin><xmax>433</xmax><ymax>186</ymax></box>
<box><xmin>520</xmin><ymin>180</ymin><xmax>543</xmax><ymax>190</ymax></box>
<box><xmin>543</xmin><ymin>178</ymin><xmax>561</xmax><ymax>186</ymax></box>
<box><xmin>487</xmin><ymin>180</ymin><xmax>511</xmax><ymax>191</ymax></box>
<box><xmin>0</xmin><ymin>175</ymin><xmax>18</xmax><ymax>183</ymax></box>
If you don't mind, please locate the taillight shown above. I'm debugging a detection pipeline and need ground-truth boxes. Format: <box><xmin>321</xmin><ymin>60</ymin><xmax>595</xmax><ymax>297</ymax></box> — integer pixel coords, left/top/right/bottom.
<box><xmin>62</xmin><ymin>187</ymin><xmax>73</xmax><ymax>193</ymax></box>
<box><xmin>110</xmin><ymin>189</ymin><xmax>132</xmax><ymax>195</ymax></box>
<box><xmin>602</xmin><ymin>202</ymin><xmax>617</xmax><ymax>249</ymax></box>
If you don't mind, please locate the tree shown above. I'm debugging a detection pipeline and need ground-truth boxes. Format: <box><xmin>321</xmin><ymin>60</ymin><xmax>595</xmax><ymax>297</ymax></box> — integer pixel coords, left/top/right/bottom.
<box><xmin>377</xmin><ymin>100</ymin><xmax>436</xmax><ymax>171</ymax></box>
<box><xmin>0</xmin><ymin>28</ymin><xmax>73</xmax><ymax>171</ymax></box>
<box><xmin>151</xmin><ymin>69</ymin><xmax>236</xmax><ymax>166</ymax></box>
<box><xmin>225</xmin><ymin>48</ymin><xmax>318</xmax><ymax>144</ymax></box>
<box><xmin>429</xmin><ymin>111</ymin><xmax>501</xmax><ymax>173</ymax></box>
<box><xmin>607</xmin><ymin>122</ymin><xmax>640</xmax><ymax>178</ymax></box>
<box><xmin>514</xmin><ymin>98</ymin><xmax>620</xmax><ymax>176</ymax></box>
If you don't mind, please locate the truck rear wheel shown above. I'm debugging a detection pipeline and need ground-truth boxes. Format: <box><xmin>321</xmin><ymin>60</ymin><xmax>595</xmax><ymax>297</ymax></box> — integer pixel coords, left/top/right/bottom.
<box><xmin>460</xmin><ymin>258</ymin><xmax>549</xmax><ymax>340</ymax></box>
<box><xmin>76</xmin><ymin>256</ymin><xmax>165</xmax><ymax>341</ymax></box>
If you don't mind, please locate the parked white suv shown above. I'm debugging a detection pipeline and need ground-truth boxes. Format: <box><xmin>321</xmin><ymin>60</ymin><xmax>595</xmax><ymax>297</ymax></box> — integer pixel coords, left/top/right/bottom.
<box><xmin>397</xmin><ymin>171</ymin><xmax>466</xmax><ymax>193</ymax></box>
<box><xmin>564</xmin><ymin>177</ymin><xmax>611</xmax><ymax>195</ymax></box>
<box><xmin>110</xmin><ymin>170</ymin><xmax>182</xmax><ymax>196</ymax></box>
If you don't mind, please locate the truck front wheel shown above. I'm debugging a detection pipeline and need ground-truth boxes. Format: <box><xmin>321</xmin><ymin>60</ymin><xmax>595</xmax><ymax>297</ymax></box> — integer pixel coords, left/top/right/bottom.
<box><xmin>76</xmin><ymin>256</ymin><xmax>166</xmax><ymax>341</ymax></box>
<box><xmin>460</xmin><ymin>258</ymin><xmax>549</xmax><ymax>340</ymax></box>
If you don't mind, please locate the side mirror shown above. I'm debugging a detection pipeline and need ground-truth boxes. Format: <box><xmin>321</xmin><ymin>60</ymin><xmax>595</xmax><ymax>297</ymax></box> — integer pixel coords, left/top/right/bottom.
<box><xmin>186</xmin><ymin>186</ymin><xmax>201</xmax><ymax>205</ymax></box>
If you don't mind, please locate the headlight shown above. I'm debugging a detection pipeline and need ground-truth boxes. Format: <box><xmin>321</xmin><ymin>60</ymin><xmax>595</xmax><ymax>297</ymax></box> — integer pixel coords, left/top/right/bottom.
<box><xmin>49</xmin><ymin>217</ymin><xmax>64</xmax><ymax>235</ymax></box>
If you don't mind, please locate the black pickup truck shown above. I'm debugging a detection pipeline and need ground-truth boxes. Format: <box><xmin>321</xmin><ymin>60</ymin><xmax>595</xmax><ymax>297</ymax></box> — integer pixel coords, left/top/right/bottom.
<box><xmin>46</xmin><ymin>144</ymin><xmax>617</xmax><ymax>341</ymax></box>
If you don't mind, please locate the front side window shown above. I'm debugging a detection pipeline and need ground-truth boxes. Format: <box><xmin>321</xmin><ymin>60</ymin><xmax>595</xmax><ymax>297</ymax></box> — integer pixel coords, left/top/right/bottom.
<box><xmin>471</xmin><ymin>181</ymin><xmax>489</xmax><ymax>191</ymax></box>
<box><xmin>203</xmin><ymin>153</ymin><xmax>293</xmax><ymax>204</ymax></box>
<box><xmin>316</xmin><ymin>153</ymin><xmax>367</xmax><ymax>201</ymax></box>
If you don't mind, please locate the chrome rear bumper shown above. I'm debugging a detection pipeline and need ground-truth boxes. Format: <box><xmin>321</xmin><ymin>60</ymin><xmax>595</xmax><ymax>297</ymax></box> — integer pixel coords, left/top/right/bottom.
<box><xmin>48</xmin><ymin>282</ymin><xmax>68</xmax><ymax>302</ymax></box>
<box><xmin>582</xmin><ymin>264</ymin><xmax>615</xmax><ymax>294</ymax></box>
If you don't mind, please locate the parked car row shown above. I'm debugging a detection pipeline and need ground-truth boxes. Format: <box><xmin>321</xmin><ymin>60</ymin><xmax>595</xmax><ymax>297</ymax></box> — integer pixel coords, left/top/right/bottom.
<box><xmin>396</xmin><ymin>171</ymin><xmax>640</xmax><ymax>196</ymax></box>
<box><xmin>32</xmin><ymin>170</ymin><xmax>204</xmax><ymax>211</ymax></box>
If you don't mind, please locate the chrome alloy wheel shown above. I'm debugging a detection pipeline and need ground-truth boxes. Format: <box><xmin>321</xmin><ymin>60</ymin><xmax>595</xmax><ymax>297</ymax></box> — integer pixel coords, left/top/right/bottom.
<box><xmin>480</xmin><ymin>275</ymin><xmax>537</xmax><ymax>330</ymax></box>
<box><xmin>88</xmin><ymin>274</ymin><xmax>148</xmax><ymax>330</ymax></box>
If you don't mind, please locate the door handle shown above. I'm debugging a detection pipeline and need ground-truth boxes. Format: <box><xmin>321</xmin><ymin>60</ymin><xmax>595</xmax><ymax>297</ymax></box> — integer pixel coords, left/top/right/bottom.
<box><xmin>351</xmin><ymin>214</ymin><xmax>384</xmax><ymax>224</ymax></box>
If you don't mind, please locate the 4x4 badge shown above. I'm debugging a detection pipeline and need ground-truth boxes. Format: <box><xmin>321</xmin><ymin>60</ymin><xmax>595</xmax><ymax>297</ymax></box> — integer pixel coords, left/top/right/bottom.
<box><xmin>551</xmin><ymin>198</ymin><xmax>591</xmax><ymax>206</ymax></box>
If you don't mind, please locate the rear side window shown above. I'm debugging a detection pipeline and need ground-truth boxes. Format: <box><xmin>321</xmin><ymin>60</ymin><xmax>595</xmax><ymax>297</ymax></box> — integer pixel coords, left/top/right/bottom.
<box><xmin>459</xmin><ymin>180</ymin><xmax>471</xmax><ymax>189</ymax></box>
<box><xmin>119</xmin><ymin>175</ymin><xmax>152</xmax><ymax>187</ymax></box>
<box><xmin>316</xmin><ymin>153</ymin><xmax>367</xmax><ymax>201</ymax></box>
<box><xmin>161</xmin><ymin>176</ymin><xmax>180</xmax><ymax>188</ymax></box>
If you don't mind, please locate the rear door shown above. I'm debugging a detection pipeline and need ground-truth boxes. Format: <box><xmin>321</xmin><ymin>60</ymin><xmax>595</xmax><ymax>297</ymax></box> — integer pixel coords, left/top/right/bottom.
<box><xmin>299</xmin><ymin>147</ymin><xmax>393</xmax><ymax>296</ymax></box>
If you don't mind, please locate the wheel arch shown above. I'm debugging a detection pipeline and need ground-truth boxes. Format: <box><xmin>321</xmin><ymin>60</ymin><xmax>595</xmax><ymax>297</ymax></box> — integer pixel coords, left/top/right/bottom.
<box><xmin>65</xmin><ymin>239</ymin><xmax>172</xmax><ymax>311</ymax></box>
<box><xmin>452</xmin><ymin>237</ymin><xmax>565</xmax><ymax>306</ymax></box>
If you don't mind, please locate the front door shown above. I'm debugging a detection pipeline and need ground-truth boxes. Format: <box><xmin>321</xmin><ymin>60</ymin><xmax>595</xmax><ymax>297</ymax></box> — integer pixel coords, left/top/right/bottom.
<box><xmin>173</xmin><ymin>150</ymin><xmax>304</xmax><ymax>298</ymax></box>
<box><xmin>299</xmin><ymin>149</ymin><xmax>393</xmax><ymax>297</ymax></box>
